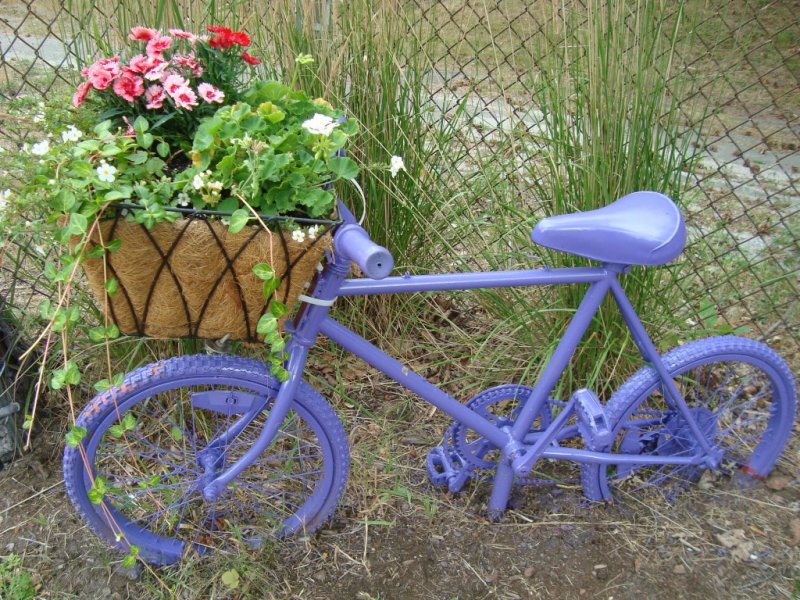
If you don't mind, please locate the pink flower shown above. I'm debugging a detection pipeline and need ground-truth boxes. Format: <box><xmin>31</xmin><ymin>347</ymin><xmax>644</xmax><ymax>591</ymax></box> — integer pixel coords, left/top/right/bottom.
<box><xmin>172</xmin><ymin>52</ymin><xmax>204</xmax><ymax>77</ymax></box>
<box><xmin>144</xmin><ymin>60</ymin><xmax>168</xmax><ymax>81</ymax></box>
<box><xmin>82</xmin><ymin>56</ymin><xmax>121</xmax><ymax>90</ymax></box>
<box><xmin>163</xmin><ymin>73</ymin><xmax>188</xmax><ymax>95</ymax></box>
<box><xmin>145</xmin><ymin>35</ymin><xmax>172</xmax><ymax>57</ymax></box>
<box><xmin>197</xmin><ymin>83</ymin><xmax>225</xmax><ymax>103</ymax></box>
<box><xmin>144</xmin><ymin>84</ymin><xmax>166</xmax><ymax>109</ymax></box>
<box><xmin>168</xmin><ymin>28</ymin><xmax>193</xmax><ymax>39</ymax></box>
<box><xmin>128</xmin><ymin>54</ymin><xmax>158</xmax><ymax>74</ymax></box>
<box><xmin>72</xmin><ymin>81</ymin><xmax>92</xmax><ymax>107</ymax></box>
<box><xmin>129</xmin><ymin>27</ymin><xmax>159</xmax><ymax>42</ymax></box>
<box><xmin>171</xmin><ymin>86</ymin><xmax>198</xmax><ymax>110</ymax></box>
<box><xmin>112</xmin><ymin>69</ymin><xmax>145</xmax><ymax>102</ymax></box>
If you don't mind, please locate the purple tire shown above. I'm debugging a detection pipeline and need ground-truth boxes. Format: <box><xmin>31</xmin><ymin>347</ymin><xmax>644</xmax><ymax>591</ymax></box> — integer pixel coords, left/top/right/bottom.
<box><xmin>581</xmin><ymin>336</ymin><xmax>796</xmax><ymax>502</ymax></box>
<box><xmin>62</xmin><ymin>355</ymin><xmax>349</xmax><ymax>565</ymax></box>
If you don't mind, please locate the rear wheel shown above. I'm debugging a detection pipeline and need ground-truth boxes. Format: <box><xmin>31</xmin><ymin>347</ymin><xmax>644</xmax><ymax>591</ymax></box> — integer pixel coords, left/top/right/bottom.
<box><xmin>63</xmin><ymin>355</ymin><xmax>349</xmax><ymax>565</ymax></box>
<box><xmin>581</xmin><ymin>336</ymin><xmax>796</xmax><ymax>502</ymax></box>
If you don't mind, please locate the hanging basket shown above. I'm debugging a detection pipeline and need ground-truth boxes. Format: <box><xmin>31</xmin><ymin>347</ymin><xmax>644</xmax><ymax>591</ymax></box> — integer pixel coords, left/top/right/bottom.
<box><xmin>80</xmin><ymin>206</ymin><xmax>337</xmax><ymax>341</ymax></box>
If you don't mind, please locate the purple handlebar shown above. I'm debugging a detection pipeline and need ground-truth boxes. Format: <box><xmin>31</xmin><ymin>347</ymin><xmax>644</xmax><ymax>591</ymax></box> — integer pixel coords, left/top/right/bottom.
<box><xmin>334</xmin><ymin>224</ymin><xmax>394</xmax><ymax>279</ymax></box>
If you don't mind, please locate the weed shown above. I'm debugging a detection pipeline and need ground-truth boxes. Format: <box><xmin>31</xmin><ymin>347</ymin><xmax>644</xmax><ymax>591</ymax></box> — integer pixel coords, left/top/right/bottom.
<box><xmin>0</xmin><ymin>555</ymin><xmax>35</xmax><ymax>600</ymax></box>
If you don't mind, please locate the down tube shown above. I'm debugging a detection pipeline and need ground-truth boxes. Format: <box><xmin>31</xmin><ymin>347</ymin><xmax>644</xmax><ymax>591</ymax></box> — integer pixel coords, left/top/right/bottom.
<box><xmin>318</xmin><ymin>317</ymin><xmax>509</xmax><ymax>450</ymax></box>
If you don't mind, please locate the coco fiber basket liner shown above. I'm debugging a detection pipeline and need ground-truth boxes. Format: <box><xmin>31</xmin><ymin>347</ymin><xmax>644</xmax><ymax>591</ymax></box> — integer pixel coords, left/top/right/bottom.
<box><xmin>80</xmin><ymin>207</ymin><xmax>336</xmax><ymax>341</ymax></box>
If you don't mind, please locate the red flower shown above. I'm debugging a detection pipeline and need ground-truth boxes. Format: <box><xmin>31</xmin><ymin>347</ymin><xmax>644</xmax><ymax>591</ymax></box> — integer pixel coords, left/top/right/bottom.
<box><xmin>112</xmin><ymin>69</ymin><xmax>145</xmax><ymax>103</ymax></box>
<box><xmin>241</xmin><ymin>51</ymin><xmax>260</xmax><ymax>65</ymax></box>
<box><xmin>129</xmin><ymin>27</ymin><xmax>158</xmax><ymax>42</ymax></box>
<box><xmin>207</xmin><ymin>25</ymin><xmax>251</xmax><ymax>49</ymax></box>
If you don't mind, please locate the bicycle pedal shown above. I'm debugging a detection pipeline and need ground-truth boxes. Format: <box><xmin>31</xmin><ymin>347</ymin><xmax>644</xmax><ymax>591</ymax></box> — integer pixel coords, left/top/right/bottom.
<box><xmin>426</xmin><ymin>445</ymin><xmax>472</xmax><ymax>492</ymax></box>
<box><xmin>574</xmin><ymin>389</ymin><xmax>612</xmax><ymax>450</ymax></box>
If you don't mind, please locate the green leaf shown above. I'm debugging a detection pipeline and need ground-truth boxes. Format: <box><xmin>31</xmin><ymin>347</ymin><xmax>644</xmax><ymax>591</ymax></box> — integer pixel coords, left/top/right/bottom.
<box><xmin>88</xmin><ymin>475</ymin><xmax>108</xmax><ymax>504</ymax></box>
<box><xmin>253</xmin><ymin>263</ymin><xmax>275</xmax><ymax>281</ymax></box>
<box><xmin>133</xmin><ymin>116</ymin><xmax>149</xmax><ymax>134</ymax></box>
<box><xmin>65</xmin><ymin>361</ymin><xmax>81</xmax><ymax>385</ymax></box>
<box><xmin>94</xmin><ymin>379</ymin><xmax>110</xmax><ymax>392</ymax></box>
<box><xmin>156</xmin><ymin>142</ymin><xmax>170</xmax><ymax>158</ymax></box>
<box><xmin>271</xmin><ymin>364</ymin><xmax>289</xmax><ymax>382</ymax></box>
<box><xmin>327</xmin><ymin>156</ymin><xmax>360</xmax><ymax>180</ymax></box>
<box><xmin>104</xmin><ymin>189</ymin><xmax>132</xmax><ymax>202</ymax></box>
<box><xmin>122</xmin><ymin>545</ymin><xmax>140</xmax><ymax>569</ymax></box>
<box><xmin>68</xmin><ymin>212</ymin><xmax>88</xmax><ymax>236</ymax></box>
<box><xmin>221</xmin><ymin>569</ymin><xmax>240</xmax><ymax>589</ymax></box>
<box><xmin>112</xmin><ymin>373</ymin><xmax>125</xmax><ymax>386</ymax></box>
<box><xmin>122</xmin><ymin>413</ymin><xmax>136</xmax><ymax>431</ymax></box>
<box><xmin>105</xmin><ymin>277</ymin><xmax>119</xmax><ymax>297</ymax></box>
<box><xmin>107</xmin><ymin>239</ymin><xmax>122</xmax><ymax>253</ymax></box>
<box><xmin>170</xmin><ymin>426</ymin><xmax>183</xmax><ymax>442</ymax></box>
<box><xmin>89</xmin><ymin>326</ymin><xmax>106</xmax><ymax>343</ymax></box>
<box><xmin>50</xmin><ymin>369</ymin><xmax>66</xmax><ymax>390</ymax></box>
<box><xmin>228</xmin><ymin>209</ymin><xmax>250</xmax><ymax>234</ymax></box>
<box><xmin>65</xmin><ymin>425</ymin><xmax>86</xmax><ymax>448</ymax></box>
<box><xmin>108</xmin><ymin>424</ymin><xmax>124</xmax><ymax>438</ymax></box>
<box><xmin>256</xmin><ymin>314</ymin><xmax>277</xmax><ymax>334</ymax></box>
<box><xmin>269</xmin><ymin>301</ymin><xmax>288</xmax><ymax>318</ymax></box>
<box><xmin>262</xmin><ymin>279</ymin><xmax>280</xmax><ymax>298</ymax></box>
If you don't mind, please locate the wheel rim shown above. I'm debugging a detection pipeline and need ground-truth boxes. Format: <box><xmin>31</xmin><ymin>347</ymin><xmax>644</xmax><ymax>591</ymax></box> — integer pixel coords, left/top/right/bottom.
<box><xmin>83</xmin><ymin>375</ymin><xmax>335</xmax><ymax>562</ymax></box>
<box><xmin>608</xmin><ymin>357</ymin><xmax>783</xmax><ymax>499</ymax></box>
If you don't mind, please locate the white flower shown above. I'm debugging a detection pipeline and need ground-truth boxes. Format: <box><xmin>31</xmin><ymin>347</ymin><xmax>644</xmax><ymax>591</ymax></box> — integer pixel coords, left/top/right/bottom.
<box><xmin>307</xmin><ymin>224</ymin><xmax>321</xmax><ymax>240</ymax></box>
<box><xmin>220</xmin><ymin>218</ymin><xmax>230</xmax><ymax>226</ymax></box>
<box><xmin>207</xmin><ymin>180</ymin><xmax>223</xmax><ymax>192</ymax></box>
<box><xmin>96</xmin><ymin>161</ymin><xmax>117</xmax><ymax>183</ymax></box>
<box><xmin>291</xmin><ymin>229</ymin><xmax>307</xmax><ymax>243</ymax></box>
<box><xmin>389</xmin><ymin>155</ymin><xmax>406</xmax><ymax>178</ymax></box>
<box><xmin>0</xmin><ymin>189</ymin><xmax>10</xmax><ymax>208</ymax></box>
<box><xmin>61</xmin><ymin>125</ymin><xmax>83</xmax><ymax>143</ymax></box>
<box><xmin>192</xmin><ymin>173</ymin><xmax>206</xmax><ymax>190</ymax></box>
<box><xmin>30</xmin><ymin>140</ymin><xmax>50</xmax><ymax>156</ymax></box>
<box><xmin>176</xmin><ymin>192</ymin><xmax>191</xmax><ymax>207</ymax></box>
<box><xmin>302</xmin><ymin>113</ymin><xmax>338</xmax><ymax>136</ymax></box>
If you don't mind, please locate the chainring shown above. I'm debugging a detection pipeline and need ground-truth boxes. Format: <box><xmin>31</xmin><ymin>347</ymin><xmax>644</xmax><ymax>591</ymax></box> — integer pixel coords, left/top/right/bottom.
<box><xmin>451</xmin><ymin>384</ymin><xmax>553</xmax><ymax>470</ymax></box>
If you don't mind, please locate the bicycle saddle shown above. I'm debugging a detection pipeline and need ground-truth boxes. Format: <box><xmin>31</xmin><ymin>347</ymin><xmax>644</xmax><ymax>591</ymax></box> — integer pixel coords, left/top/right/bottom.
<box><xmin>531</xmin><ymin>191</ymin><xmax>686</xmax><ymax>266</ymax></box>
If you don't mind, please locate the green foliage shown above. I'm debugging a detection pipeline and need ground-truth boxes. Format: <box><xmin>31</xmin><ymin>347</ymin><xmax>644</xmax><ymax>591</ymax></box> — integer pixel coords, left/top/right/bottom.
<box><xmin>0</xmin><ymin>555</ymin><xmax>35</xmax><ymax>600</ymax></box>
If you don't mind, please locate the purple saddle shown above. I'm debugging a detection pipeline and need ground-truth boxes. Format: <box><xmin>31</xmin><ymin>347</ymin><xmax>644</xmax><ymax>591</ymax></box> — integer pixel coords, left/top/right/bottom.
<box><xmin>531</xmin><ymin>191</ymin><xmax>686</xmax><ymax>266</ymax></box>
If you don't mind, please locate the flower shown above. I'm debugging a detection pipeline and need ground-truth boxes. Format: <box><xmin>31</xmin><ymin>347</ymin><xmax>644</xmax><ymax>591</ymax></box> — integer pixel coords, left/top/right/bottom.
<box><xmin>307</xmin><ymin>224</ymin><xmax>321</xmax><ymax>240</ymax></box>
<box><xmin>302</xmin><ymin>113</ymin><xmax>338</xmax><ymax>136</ymax></box>
<box><xmin>96</xmin><ymin>161</ymin><xmax>117</xmax><ymax>183</ymax></box>
<box><xmin>176</xmin><ymin>192</ymin><xmax>191</xmax><ymax>207</ymax></box>
<box><xmin>172</xmin><ymin>86</ymin><xmax>198</xmax><ymax>110</ymax></box>
<box><xmin>291</xmin><ymin>229</ymin><xmax>306</xmax><ymax>243</ymax></box>
<box><xmin>168</xmin><ymin>28</ymin><xmax>193</xmax><ymax>40</ymax></box>
<box><xmin>389</xmin><ymin>155</ymin><xmax>406</xmax><ymax>178</ymax></box>
<box><xmin>192</xmin><ymin>172</ymin><xmax>207</xmax><ymax>190</ymax></box>
<box><xmin>208</xmin><ymin>26</ymin><xmax>250</xmax><ymax>49</ymax></box>
<box><xmin>241</xmin><ymin>51</ymin><xmax>260</xmax><ymax>66</ymax></box>
<box><xmin>197</xmin><ymin>83</ymin><xmax>225</xmax><ymax>103</ymax></box>
<box><xmin>72</xmin><ymin>81</ymin><xmax>92</xmax><ymax>107</ymax></box>
<box><xmin>128</xmin><ymin>54</ymin><xmax>158</xmax><ymax>74</ymax></box>
<box><xmin>30</xmin><ymin>140</ymin><xmax>50</xmax><ymax>156</ymax></box>
<box><xmin>61</xmin><ymin>126</ymin><xmax>83</xmax><ymax>143</ymax></box>
<box><xmin>144</xmin><ymin>84</ymin><xmax>166</xmax><ymax>109</ymax></box>
<box><xmin>163</xmin><ymin>73</ymin><xmax>188</xmax><ymax>95</ymax></box>
<box><xmin>82</xmin><ymin>56</ymin><xmax>122</xmax><ymax>90</ymax></box>
<box><xmin>0</xmin><ymin>189</ymin><xmax>10</xmax><ymax>208</ymax></box>
<box><xmin>129</xmin><ymin>26</ymin><xmax>159</xmax><ymax>42</ymax></box>
<box><xmin>112</xmin><ymin>70</ymin><xmax>145</xmax><ymax>102</ymax></box>
<box><xmin>144</xmin><ymin>61</ymin><xmax>168</xmax><ymax>81</ymax></box>
<box><xmin>145</xmin><ymin>35</ymin><xmax>173</xmax><ymax>57</ymax></box>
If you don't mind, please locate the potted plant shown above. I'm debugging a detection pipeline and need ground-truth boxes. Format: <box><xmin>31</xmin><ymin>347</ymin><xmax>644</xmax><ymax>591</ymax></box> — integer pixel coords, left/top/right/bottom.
<box><xmin>16</xmin><ymin>25</ymin><xmax>360</xmax><ymax>381</ymax></box>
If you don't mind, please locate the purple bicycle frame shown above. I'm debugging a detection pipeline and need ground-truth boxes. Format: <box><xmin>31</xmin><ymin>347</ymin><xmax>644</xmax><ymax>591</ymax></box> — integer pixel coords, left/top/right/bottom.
<box><xmin>201</xmin><ymin>225</ymin><xmax>715</xmax><ymax>516</ymax></box>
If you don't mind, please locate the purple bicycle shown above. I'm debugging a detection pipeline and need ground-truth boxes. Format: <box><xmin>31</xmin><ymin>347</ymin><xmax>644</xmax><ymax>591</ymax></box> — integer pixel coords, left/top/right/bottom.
<box><xmin>62</xmin><ymin>191</ymin><xmax>797</xmax><ymax>565</ymax></box>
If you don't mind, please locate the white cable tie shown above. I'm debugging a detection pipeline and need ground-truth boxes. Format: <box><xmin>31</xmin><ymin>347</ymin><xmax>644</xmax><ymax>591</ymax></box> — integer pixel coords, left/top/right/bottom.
<box><xmin>298</xmin><ymin>294</ymin><xmax>336</xmax><ymax>307</ymax></box>
<box><xmin>347</xmin><ymin>178</ymin><xmax>367</xmax><ymax>225</ymax></box>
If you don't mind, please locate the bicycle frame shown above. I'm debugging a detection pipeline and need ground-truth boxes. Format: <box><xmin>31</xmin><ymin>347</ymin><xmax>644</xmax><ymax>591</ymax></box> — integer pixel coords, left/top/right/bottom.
<box><xmin>201</xmin><ymin>233</ymin><xmax>717</xmax><ymax>513</ymax></box>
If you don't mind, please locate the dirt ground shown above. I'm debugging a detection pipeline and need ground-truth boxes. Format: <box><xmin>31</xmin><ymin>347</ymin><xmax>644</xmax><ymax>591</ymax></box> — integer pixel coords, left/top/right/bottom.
<box><xmin>1</xmin><ymin>375</ymin><xmax>798</xmax><ymax>599</ymax></box>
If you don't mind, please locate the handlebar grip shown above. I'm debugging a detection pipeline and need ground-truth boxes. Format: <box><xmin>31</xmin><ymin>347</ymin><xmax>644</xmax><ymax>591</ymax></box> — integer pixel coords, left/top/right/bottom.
<box><xmin>334</xmin><ymin>224</ymin><xmax>394</xmax><ymax>279</ymax></box>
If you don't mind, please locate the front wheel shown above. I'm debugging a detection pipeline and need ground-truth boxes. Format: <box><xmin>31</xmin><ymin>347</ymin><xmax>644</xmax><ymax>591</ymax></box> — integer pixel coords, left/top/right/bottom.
<box><xmin>63</xmin><ymin>355</ymin><xmax>349</xmax><ymax>565</ymax></box>
<box><xmin>581</xmin><ymin>336</ymin><xmax>796</xmax><ymax>502</ymax></box>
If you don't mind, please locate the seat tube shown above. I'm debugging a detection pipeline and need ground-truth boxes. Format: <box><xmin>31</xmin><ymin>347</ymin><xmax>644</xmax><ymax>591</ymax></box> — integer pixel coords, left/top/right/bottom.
<box><xmin>509</xmin><ymin>274</ymin><xmax>614</xmax><ymax>441</ymax></box>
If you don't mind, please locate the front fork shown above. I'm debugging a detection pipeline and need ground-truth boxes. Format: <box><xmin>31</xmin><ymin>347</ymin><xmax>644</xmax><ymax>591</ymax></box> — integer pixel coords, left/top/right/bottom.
<box><xmin>200</xmin><ymin>253</ymin><xmax>348</xmax><ymax>501</ymax></box>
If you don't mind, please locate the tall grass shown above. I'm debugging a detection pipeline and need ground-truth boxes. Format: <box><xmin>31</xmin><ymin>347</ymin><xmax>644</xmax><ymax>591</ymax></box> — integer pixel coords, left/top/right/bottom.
<box><xmin>510</xmin><ymin>0</ymin><xmax>702</xmax><ymax>397</ymax></box>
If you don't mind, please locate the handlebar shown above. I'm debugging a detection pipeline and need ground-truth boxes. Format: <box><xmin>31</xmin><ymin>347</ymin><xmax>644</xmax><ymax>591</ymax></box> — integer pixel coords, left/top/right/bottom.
<box><xmin>334</xmin><ymin>223</ymin><xmax>394</xmax><ymax>279</ymax></box>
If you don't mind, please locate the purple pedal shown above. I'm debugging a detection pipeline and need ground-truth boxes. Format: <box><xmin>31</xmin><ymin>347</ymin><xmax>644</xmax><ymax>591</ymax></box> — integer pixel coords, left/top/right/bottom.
<box><xmin>574</xmin><ymin>389</ymin><xmax>613</xmax><ymax>450</ymax></box>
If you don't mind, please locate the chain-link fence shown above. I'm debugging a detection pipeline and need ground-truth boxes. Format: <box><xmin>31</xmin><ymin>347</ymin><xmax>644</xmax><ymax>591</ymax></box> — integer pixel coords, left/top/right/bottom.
<box><xmin>1</xmin><ymin>0</ymin><xmax>798</xmax><ymax>354</ymax></box>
